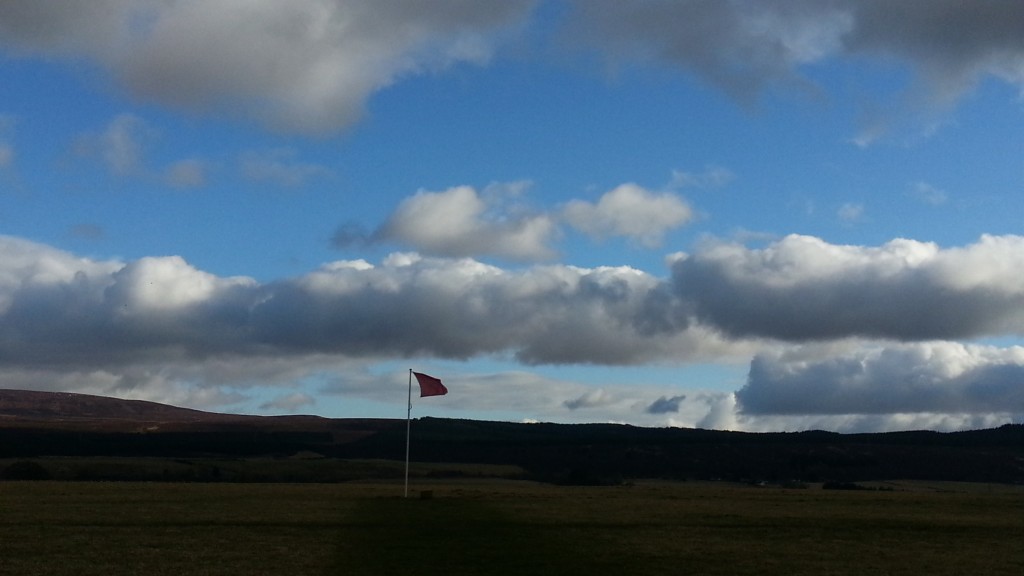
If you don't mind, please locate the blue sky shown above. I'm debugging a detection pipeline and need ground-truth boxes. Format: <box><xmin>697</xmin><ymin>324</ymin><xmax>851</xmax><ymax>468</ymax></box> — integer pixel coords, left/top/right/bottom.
<box><xmin>1</xmin><ymin>1</ymin><xmax>1023</xmax><ymax>432</ymax></box>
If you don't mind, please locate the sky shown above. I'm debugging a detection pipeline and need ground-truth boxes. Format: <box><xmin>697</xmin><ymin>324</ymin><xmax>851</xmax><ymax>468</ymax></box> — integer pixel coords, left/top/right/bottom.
<box><xmin>1</xmin><ymin>0</ymin><xmax>1023</xmax><ymax>433</ymax></box>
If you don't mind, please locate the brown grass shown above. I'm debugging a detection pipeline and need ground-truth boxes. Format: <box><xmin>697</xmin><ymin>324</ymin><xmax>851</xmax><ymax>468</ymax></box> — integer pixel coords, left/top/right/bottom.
<box><xmin>2</xmin><ymin>480</ymin><xmax>1023</xmax><ymax>575</ymax></box>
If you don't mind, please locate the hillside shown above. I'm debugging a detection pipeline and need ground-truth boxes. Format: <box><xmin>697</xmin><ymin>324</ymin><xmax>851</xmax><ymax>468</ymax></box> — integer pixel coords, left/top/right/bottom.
<box><xmin>0</xmin><ymin>389</ymin><xmax>238</xmax><ymax>426</ymax></box>
<box><xmin>2</xmin><ymin>389</ymin><xmax>1023</xmax><ymax>484</ymax></box>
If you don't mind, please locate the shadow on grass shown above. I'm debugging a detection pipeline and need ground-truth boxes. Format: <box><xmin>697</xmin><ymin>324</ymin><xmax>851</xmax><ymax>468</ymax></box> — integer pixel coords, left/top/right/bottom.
<box><xmin>332</xmin><ymin>495</ymin><xmax>582</xmax><ymax>576</ymax></box>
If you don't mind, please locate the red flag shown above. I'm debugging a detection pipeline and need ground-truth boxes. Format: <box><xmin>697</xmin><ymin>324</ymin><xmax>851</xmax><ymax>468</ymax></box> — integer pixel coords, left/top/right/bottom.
<box><xmin>413</xmin><ymin>372</ymin><xmax>448</xmax><ymax>397</ymax></box>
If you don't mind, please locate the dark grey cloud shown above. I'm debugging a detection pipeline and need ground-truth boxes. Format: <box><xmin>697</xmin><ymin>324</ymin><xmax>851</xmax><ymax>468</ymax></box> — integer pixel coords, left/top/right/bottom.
<box><xmin>737</xmin><ymin>342</ymin><xmax>1024</xmax><ymax>415</ymax></box>
<box><xmin>563</xmin><ymin>389</ymin><xmax>614</xmax><ymax>410</ymax></box>
<box><xmin>646</xmin><ymin>394</ymin><xmax>687</xmax><ymax>414</ymax></box>
<box><xmin>567</xmin><ymin>0</ymin><xmax>848</xmax><ymax>104</ymax></box>
<box><xmin>568</xmin><ymin>0</ymin><xmax>1024</xmax><ymax>139</ymax></box>
<box><xmin>844</xmin><ymin>0</ymin><xmax>1024</xmax><ymax>103</ymax></box>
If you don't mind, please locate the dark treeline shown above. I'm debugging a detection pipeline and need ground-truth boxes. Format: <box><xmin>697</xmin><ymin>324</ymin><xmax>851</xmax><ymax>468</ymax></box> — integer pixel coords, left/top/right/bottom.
<box><xmin>3</xmin><ymin>416</ymin><xmax>1023</xmax><ymax>485</ymax></box>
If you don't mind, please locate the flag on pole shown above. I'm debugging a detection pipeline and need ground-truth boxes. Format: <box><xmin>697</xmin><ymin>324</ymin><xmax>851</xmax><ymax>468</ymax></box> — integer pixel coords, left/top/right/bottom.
<box><xmin>406</xmin><ymin>369</ymin><xmax>447</xmax><ymax>498</ymax></box>
<box><xmin>413</xmin><ymin>371</ymin><xmax>448</xmax><ymax>397</ymax></box>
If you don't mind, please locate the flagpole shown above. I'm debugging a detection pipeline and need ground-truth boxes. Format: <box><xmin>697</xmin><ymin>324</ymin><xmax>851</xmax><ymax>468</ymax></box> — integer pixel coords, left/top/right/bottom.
<box><xmin>405</xmin><ymin>368</ymin><xmax>412</xmax><ymax>498</ymax></box>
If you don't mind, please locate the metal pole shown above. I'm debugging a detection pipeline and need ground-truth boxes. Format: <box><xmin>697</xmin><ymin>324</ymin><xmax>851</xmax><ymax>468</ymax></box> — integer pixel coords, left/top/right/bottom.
<box><xmin>404</xmin><ymin>368</ymin><xmax>412</xmax><ymax>498</ymax></box>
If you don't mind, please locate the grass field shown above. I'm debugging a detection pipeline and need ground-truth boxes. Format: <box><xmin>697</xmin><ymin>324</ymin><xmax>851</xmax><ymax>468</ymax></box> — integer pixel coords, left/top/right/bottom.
<box><xmin>2</xmin><ymin>480</ymin><xmax>1023</xmax><ymax>575</ymax></box>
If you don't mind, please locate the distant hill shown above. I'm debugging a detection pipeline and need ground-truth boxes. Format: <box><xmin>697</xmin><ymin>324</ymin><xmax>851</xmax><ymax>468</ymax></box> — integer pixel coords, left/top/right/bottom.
<box><xmin>0</xmin><ymin>389</ymin><xmax>235</xmax><ymax>425</ymax></box>
<box><xmin>2</xmin><ymin>389</ymin><xmax>1023</xmax><ymax>485</ymax></box>
<box><xmin>0</xmin><ymin>388</ymin><xmax>398</xmax><ymax>444</ymax></box>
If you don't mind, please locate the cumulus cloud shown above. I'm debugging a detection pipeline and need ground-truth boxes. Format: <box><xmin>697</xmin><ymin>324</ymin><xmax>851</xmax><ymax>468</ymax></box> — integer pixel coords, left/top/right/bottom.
<box><xmin>671</xmin><ymin>234</ymin><xmax>1024</xmax><ymax>342</ymax></box>
<box><xmin>0</xmin><ymin>234</ymin><xmax>753</xmax><ymax>417</ymax></box>
<box><xmin>4</xmin><ymin>233</ymin><xmax>1024</xmax><ymax>429</ymax></box>
<box><xmin>8</xmin><ymin>232</ymin><xmax>1024</xmax><ymax>373</ymax></box>
<box><xmin>0</xmin><ymin>234</ymin><xmax>724</xmax><ymax>370</ymax></box>
<box><xmin>738</xmin><ymin>341</ymin><xmax>1024</xmax><ymax>416</ymax></box>
<box><xmin>0</xmin><ymin>0</ymin><xmax>537</xmax><ymax>135</ymax></box>
<box><xmin>368</xmin><ymin>180</ymin><xmax>699</xmax><ymax>260</ymax></box>
<box><xmin>372</xmin><ymin>184</ymin><xmax>558</xmax><ymax>261</ymax></box>
<box><xmin>563</xmin><ymin>183</ymin><xmax>694</xmax><ymax>248</ymax></box>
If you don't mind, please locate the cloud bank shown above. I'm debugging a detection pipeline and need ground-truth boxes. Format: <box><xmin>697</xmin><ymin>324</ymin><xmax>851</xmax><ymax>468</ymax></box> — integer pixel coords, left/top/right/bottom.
<box><xmin>2</xmin><ymin>232</ymin><xmax>1023</xmax><ymax>429</ymax></box>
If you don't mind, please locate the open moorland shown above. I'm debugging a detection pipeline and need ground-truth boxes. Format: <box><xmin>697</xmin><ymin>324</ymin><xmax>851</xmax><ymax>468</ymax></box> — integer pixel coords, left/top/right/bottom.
<box><xmin>2</xmin><ymin>479</ymin><xmax>1024</xmax><ymax>576</ymax></box>
<box><xmin>3</xmin><ymin>390</ymin><xmax>1024</xmax><ymax>574</ymax></box>
<box><xmin>3</xmin><ymin>389</ymin><xmax>1024</xmax><ymax>485</ymax></box>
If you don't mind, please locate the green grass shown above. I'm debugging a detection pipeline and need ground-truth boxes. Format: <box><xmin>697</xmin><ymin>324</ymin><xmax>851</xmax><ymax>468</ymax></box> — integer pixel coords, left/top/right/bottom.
<box><xmin>2</xmin><ymin>480</ymin><xmax>1023</xmax><ymax>575</ymax></box>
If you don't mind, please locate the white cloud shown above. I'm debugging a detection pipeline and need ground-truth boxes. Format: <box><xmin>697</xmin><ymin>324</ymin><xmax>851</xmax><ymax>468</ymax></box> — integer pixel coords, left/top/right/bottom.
<box><xmin>671</xmin><ymin>233</ymin><xmax>1024</xmax><ymax>341</ymax></box>
<box><xmin>0</xmin><ymin>0</ymin><xmax>537</xmax><ymax>135</ymax></box>
<box><xmin>696</xmin><ymin>393</ymin><xmax>739</xmax><ymax>430</ymax></box>
<box><xmin>374</xmin><ymin>185</ymin><xmax>558</xmax><ymax>261</ymax></box>
<box><xmin>371</xmin><ymin>180</ymin><xmax>697</xmax><ymax>259</ymax></box>
<box><xmin>563</xmin><ymin>183</ymin><xmax>694</xmax><ymax>247</ymax></box>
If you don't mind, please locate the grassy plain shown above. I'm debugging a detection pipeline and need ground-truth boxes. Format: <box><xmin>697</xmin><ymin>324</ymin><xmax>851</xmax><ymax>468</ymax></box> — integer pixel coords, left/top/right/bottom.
<box><xmin>1</xmin><ymin>480</ymin><xmax>1023</xmax><ymax>575</ymax></box>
